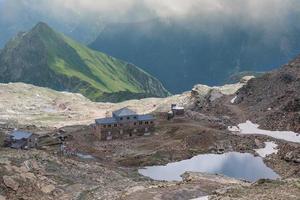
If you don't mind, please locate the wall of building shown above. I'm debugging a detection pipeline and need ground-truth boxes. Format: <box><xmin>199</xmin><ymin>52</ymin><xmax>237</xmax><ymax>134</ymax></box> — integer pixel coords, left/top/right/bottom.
<box><xmin>94</xmin><ymin>121</ymin><xmax>155</xmax><ymax>140</ymax></box>
<box><xmin>27</xmin><ymin>135</ymin><xmax>38</xmax><ymax>148</ymax></box>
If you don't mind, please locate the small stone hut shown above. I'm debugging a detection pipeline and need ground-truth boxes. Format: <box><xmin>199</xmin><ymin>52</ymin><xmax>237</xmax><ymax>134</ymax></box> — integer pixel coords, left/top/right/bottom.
<box><xmin>168</xmin><ymin>104</ymin><xmax>185</xmax><ymax>119</ymax></box>
<box><xmin>4</xmin><ymin>131</ymin><xmax>38</xmax><ymax>149</ymax></box>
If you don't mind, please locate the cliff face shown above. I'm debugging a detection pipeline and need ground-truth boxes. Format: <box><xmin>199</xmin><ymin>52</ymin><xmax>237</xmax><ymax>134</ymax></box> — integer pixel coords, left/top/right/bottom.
<box><xmin>0</xmin><ymin>22</ymin><xmax>170</xmax><ymax>102</ymax></box>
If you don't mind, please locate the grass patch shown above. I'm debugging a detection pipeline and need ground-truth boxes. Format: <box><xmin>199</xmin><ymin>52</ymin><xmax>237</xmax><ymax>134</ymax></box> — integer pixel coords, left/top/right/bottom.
<box><xmin>37</xmin><ymin>24</ymin><xmax>169</xmax><ymax>102</ymax></box>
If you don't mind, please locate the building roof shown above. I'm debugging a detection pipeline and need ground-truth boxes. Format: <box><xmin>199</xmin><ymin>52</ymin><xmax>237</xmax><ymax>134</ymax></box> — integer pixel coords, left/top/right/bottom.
<box><xmin>95</xmin><ymin>117</ymin><xmax>117</xmax><ymax>125</ymax></box>
<box><xmin>112</xmin><ymin>107</ymin><xmax>137</xmax><ymax>117</ymax></box>
<box><xmin>11</xmin><ymin>131</ymin><xmax>32</xmax><ymax>140</ymax></box>
<box><xmin>137</xmin><ymin>114</ymin><xmax>155</xmax><ymax>121</ymax></box>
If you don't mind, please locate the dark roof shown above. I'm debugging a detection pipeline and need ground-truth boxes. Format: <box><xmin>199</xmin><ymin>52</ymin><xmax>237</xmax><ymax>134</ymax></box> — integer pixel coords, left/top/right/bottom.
<box><xmin>95</xmin><ymin>117</ymin><xmax>117</xmax><ymax>125</ymax></box>
<box><xmin>11</xmin><ymin>131</ymin><xmax>32</xmax><ymax>140</ymax></box>
<box><xmin>113</xmin><ymin>107</ymin><xmax>137</xmax><ymax>117</ymax></box>
<box><xmin>137</xmin><ymin>114</ymin><xmax>155</xmax><ymax>121</ymax></box>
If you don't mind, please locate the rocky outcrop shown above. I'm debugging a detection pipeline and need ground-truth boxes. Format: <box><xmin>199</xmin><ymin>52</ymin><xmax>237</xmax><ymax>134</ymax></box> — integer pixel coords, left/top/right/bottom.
<box><xmin>236</xmin><ymin>56</ymin><xmax>300</xmax><ymax>132</ymax></box>
<box><xmin>181</xmin><ymin>172</ymin><xmax>247</xmax><ymax>185</ymax></box>
<box><xmin>191</xmin><ymin>76</ymin><xmax>252</xmax><ymax>109</ymax></box>
<box><xmin>278</xmin><ymin>144</ymin><xmax>300</xmax><ymax>163</ymax></box>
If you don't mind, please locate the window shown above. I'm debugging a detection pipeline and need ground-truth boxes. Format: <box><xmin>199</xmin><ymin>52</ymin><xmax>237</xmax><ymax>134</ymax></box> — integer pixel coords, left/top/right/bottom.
<box><xmin>145</xmin><ymin>121</ymin><xmax>149</xmax><ymax>125</ymax></box>
<box><xmin>150</xmin><ymin>121</ymin><xmax>154</xmax><ymax>124</ymax></box>
<box><xmin>139</xmin><ymin>121</ymin><xmax>142</xmax><ymax>125</ymax></box>
<box><xmin>133</xmin><ymin>116</ymin><xmax>137</xmax><ymax>119</ymax></box>
<box><xmin>120</xmin><ymin>117</ymin><xmax>123</xmax><ymax>120</ymax></box>
<box><xmin>114</xmin><ymin>124</ymin><xmax>118</xmax><ymax>127</ymax></box>
<box><xmin>108</xmin><ymin>124</ymin><xmax>112</xmax><ymax>128</ymax></box>
<box><xmin>127</xmin><ymin>117</ymin><xmax>130</xmax><ymax>120</ymax></box>
<box><xmin>134</xmin><ymin>122</ymin><xmax>137</xmax><ymax>126</ymax></box>
<box><xmin>103</xmin><ymin>125</ymin><xmax>107</xmax><ymax>128</ymax></box>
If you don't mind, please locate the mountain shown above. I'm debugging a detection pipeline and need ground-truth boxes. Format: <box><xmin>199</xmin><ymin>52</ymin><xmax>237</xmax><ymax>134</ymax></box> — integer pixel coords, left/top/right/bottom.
<box><xmin>0</xmin><ymin>0</ymin><xmax>104</xmax><ymax>47</ymax></box>
<box><xmin>235</xmin><ymin>55</ymin><xmax>300</xmax><ymax>132</ymax></box>
<box><xmin>89</xmin><ymin>18</ymin><xmax>300</xmax><ymax>93</ymax></box>
<box><xmin>0</xmin><ymin>22</ymin><xmax>170</xmax><ymax>102</ymax></box>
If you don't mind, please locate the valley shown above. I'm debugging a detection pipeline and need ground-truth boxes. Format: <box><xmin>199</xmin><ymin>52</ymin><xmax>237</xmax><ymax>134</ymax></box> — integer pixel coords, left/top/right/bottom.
<box><xmin>0</xmin><ymin>60</ymin><xmax>299</xmax><ymax>199</ymax></box>
<box><xmin>1</xmin><ymin>1</ymin><xmax>300</xmax><ymax>200</ymax></box>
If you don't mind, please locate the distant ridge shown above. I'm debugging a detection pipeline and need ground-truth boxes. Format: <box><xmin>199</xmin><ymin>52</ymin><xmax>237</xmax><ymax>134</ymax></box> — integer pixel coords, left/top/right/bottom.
<box><xmin>0</xmin><ymin>22</ymin><xmax>170</xmax><ymax>102</ymax></box>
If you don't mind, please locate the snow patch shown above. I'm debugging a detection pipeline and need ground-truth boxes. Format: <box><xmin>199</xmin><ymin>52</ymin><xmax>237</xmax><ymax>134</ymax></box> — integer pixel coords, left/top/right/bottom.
<box><xmin>190</xmin><ymin>196</ymin><xmax>209</xmax><ymax>200</ymax></box>
<box><xmin>77</xmin><ymin>153</ymin><xmax>94</xmax><ymax>159</ymax></box>
<box><xmin>228</xmin><ymin>120</ymin><xmax>300</xmax><ymax>143</ymax></box>
<box><xmin>230</xmin><ymin>96</ymin><xmax>237</xmax><ymax>104</ymax></box>
<box><xmin>254</xmin><ymin>142</ymin><xmax>278</xmax><ymax>158</ymax></box>
<box><xmin>228</xmin><ymin>126</ymin><xmax>240</xmax><ymax>132</ymax></box>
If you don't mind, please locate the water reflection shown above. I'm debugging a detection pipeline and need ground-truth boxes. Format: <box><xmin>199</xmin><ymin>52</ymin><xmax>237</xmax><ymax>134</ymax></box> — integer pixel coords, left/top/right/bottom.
<box><xmin>139</xmin><ymin>152</ymin><xmax>280</xmax><ymax>182</ymax></box>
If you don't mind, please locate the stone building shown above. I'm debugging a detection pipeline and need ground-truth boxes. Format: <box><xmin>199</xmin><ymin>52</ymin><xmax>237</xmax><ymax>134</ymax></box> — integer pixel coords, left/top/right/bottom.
<box><xmin>168</xmin><ymin>104</ymin><xmax>185</xmax><ymax>119</ymax></box>
<box><xmin>4</xmin><ymin>131</ymin><xmax>38</xmax><ymax>149</ymax></box>
<box><xmin>93</xmin><ymin>107</ymin><xmax>155</xmax><ymax>140</ymax></box>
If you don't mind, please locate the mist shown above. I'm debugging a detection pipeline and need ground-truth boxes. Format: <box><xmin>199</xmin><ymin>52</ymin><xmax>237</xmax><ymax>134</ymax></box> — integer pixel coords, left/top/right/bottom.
<box><xmin>0</xmin><ymin>0</ymin><xmax>300</xmax><ymax>46</ymax></box>
<box><xmin>1</xmin><ymin>0</ymin><xmax>300</xmax><ymax>25</ymax></box>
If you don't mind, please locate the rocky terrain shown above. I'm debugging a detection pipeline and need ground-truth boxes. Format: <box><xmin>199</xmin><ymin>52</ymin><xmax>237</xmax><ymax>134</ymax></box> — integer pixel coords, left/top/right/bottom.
<box><xmin>234</xmin><ymin>56</ymin><xmax>300</xmax><ymax>132</ymax></box>
<box><xmin>0</xmin><ymin>77</ymin><xmax>247</xmax><ymax>128</ymax></box>
<box><xmin>0</xmin><ymin>69</ymin><xmax>299</xmax><ymax>200</ymax></box>
<box><xmin>197</xmin><ymin>56</ymin><xmax>300</xmax><ymax>134</ymax></box>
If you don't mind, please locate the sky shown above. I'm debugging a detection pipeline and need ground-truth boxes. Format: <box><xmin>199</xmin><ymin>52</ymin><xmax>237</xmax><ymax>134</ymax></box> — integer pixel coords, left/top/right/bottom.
<box><xmin>0</xmin><ymin>0</ymin><xmax>300</xmax><ymax>44</ymax></box>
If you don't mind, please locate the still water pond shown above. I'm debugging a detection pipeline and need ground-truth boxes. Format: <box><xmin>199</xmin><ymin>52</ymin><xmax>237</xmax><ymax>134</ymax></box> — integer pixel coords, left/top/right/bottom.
<box><xmin>138</xmin><ymin>152</ymin><xmax>280</xmax><ymax>182</ymax></box>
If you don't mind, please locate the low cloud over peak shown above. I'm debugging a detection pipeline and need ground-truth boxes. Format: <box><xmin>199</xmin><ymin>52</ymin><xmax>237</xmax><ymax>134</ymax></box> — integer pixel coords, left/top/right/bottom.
<box><xmin>1</xmin><ymin>0</ymin><xmax>299</xmax><ymax>24</ymax></box>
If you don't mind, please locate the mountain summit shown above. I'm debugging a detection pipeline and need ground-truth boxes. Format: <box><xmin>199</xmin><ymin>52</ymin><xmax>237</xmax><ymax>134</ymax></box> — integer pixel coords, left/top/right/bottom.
<box><xmin>0</xmin><ymin>22</ymin><xmax>170</xmax><ymax>102</ymax></box>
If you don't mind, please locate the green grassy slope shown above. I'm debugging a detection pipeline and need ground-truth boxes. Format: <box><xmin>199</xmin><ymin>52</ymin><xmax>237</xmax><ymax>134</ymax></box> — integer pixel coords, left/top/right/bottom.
<box><xmin>0</xmin><ymin>22</ymin><xmax>170</xmax><ymax>102</ymax></box>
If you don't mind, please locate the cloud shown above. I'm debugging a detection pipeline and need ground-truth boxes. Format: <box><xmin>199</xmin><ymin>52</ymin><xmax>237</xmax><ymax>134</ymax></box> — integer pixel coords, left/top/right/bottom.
<box><xmin>1</xmin><ymin>0</ymin><xmax>299</xmax><ymax>22</ymax></box>
<box><xmin>1</xmin><ymin>0</ymin><xmax>300</xmax><ymax>32</ymax></box>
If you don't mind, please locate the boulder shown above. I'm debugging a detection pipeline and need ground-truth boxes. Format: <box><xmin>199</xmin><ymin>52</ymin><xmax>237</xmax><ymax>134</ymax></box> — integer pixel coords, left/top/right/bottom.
<box><xmin>41</xmin><ymin>184</ymin><xmax>56</xmax><ymax>194</ymax></box>
<box><xmin>0</xmin><ymin>195</ymin><xmax>6</xmax><ymax>200</ymax></box>
<box><xmin>283</xmin><ymin>151</ymin><xmax>300</xmax><ymax>163</ymax></box>
<box><xmin>3</xmin><ymin>176</ymin><xmax>19</xmax><ymax>191</ymax></box>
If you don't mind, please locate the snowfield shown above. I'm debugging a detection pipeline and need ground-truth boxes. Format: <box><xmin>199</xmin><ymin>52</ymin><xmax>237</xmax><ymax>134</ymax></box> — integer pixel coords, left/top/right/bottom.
<box><xmin>228</xmin><ymin>120</ymin><xmax>300</xmax><ymax>143</ymax></box>
<box><xmin>254</xmin><ymin>142</ymin><xmax>278</xmax><ymax>158</ymax></box>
